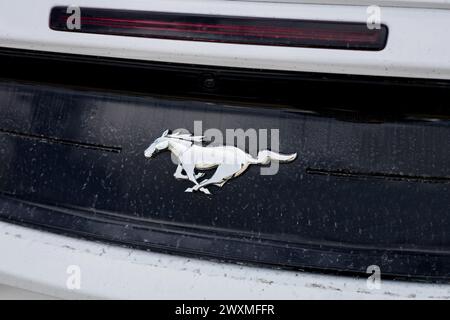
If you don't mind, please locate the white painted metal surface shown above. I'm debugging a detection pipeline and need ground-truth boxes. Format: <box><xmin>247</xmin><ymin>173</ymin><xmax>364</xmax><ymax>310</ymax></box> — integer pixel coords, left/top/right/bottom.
<box><xmin>234</xmin><ymin>0</ymin><xmax>450</xmax><ymax>10</ymax></box>
<box><xmin>0</xmin><ymin>284</ymin><xmax>55</xmax><ymax>300</ymax></box>
<box><xmin>0</xmin><ymin>0</ymin><xmax>450</xmax><ymax>79</ymax></box>
<box><xmin>0</xmin><ymin>221</ymin><xmax>449</xmax><ymax>299</ymax></box>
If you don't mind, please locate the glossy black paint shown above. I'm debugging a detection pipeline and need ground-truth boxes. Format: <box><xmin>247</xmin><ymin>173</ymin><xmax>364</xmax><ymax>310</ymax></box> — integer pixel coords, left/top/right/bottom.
<box><xmin>1</xmin><ymin>48</ymin><xmax>450</xmax><ymax>281</ymax></box>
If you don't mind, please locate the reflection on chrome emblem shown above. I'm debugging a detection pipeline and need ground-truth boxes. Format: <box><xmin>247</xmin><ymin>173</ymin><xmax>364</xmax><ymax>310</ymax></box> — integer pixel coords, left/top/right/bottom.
<box><xmin>144</xmin><ymin>130</ymin><xmax>297</xmax><ymax>195</ymax></box>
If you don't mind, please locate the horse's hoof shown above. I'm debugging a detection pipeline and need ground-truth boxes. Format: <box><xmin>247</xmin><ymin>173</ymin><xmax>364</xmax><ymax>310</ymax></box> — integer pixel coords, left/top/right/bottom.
<box><xmin>185</xmin><ymin>188</ymin><xmax>194</xmax><ymax>193</ymax></box>
<box><xmin>195</xmin><ymin>173</ymin><xmax>205</xmax><ymax>179</ymax></box>
<box><xmin>200</xmin><ymin>188</ymin><xmax>211</xmax><ymax>195</ymax></box>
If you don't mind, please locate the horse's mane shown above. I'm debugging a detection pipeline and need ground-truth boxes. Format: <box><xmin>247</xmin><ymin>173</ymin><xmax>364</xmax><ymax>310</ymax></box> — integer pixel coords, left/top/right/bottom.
<box><xmin>167</xmin><ymin>131</ymin><xmax>205</xmax><ymax>142</ymax></box>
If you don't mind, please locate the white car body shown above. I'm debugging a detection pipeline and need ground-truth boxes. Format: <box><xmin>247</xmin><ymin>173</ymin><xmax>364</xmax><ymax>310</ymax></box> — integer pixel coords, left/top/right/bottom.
<box><xmin>0</xmin><ymin>0</ymin><xmax>449</xmax><ymax>299</ymax></box>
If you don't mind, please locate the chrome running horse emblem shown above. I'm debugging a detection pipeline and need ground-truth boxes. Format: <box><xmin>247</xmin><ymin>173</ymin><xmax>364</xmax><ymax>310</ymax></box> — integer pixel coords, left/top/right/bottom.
<box><xmin>144</xmin><ymin>130</ymin><xmax>297</xmax><ymax>195</ymax></box>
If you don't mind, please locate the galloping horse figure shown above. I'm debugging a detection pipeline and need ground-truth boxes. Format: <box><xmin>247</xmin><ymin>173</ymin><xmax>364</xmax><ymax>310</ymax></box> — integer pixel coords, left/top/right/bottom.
<box><xmin>144</xmin><ymin>130</ymin><xmax>297</xmax><ymax>195</ymax></box>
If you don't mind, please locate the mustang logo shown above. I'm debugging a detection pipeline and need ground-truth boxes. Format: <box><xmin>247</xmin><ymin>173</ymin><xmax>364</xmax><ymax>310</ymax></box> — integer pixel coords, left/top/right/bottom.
<box><xmin>144</xmin><ymin>130</ymin><xmax>297</xmax><ymax>195</ymax></box>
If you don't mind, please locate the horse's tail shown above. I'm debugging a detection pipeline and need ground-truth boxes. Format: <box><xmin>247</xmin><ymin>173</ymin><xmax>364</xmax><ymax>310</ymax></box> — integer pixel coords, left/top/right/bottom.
<box><xmin>250</xmin><ymin>150</ymin><xmax>297</xmax><ymax>165</ymax></box>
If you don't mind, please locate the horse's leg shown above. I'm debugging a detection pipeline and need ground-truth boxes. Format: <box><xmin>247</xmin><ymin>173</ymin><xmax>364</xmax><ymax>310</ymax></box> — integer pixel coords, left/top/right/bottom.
<box><xmin>173</xmin><ymin>164</ymin><xmax>186</xmax><ymax>180</ymax></box>
<box><xmin>193</xmin><ymin>164</ymin><xmax>241</xmax><ymax>193</ymax></box>
<box><xmin>215</xmin><ymin>163</ymin><xmax>249</xmax><ymax>187</ymax></box>
<box><xmin>196</xmin><ymin>172</ymin><xmax>205</xmax><ymax>179</ymax></box>
<box><xmin>174</xmin><ymin>164</ymin><xmax>204</xmax><ymax>180</ymax></box>
<box><xmin>182</xmin><ymin>164</ymin><xmax>210</xmax><ymax>194</ymax></box>
<box><xmin>215</xmin><ymin>180</ymin><xmax>228</xmax><ymax>187</ymax></box>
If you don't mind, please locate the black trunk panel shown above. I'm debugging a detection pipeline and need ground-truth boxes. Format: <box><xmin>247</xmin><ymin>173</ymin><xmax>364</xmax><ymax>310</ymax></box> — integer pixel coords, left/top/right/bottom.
<box><xmin>1</xmin><ymin>48</ymin><xmax>450</xmax><ymax>281</ymax></box>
